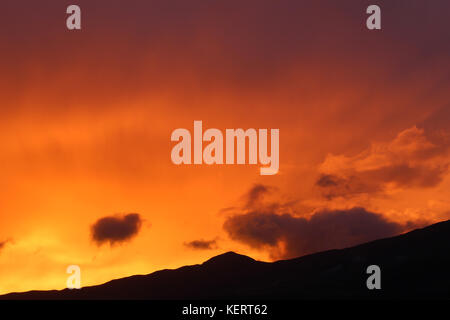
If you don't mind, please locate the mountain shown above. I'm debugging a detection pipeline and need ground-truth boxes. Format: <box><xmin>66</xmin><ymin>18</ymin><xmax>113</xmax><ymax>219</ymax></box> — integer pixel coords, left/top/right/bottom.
<box><xmin>2</xmin><ymin>220</ymin><xmax>450</xmax><ymax>299</ymax></box>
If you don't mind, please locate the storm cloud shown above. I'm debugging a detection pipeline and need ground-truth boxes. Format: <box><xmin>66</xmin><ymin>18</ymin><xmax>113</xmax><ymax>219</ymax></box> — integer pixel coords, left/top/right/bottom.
<box><xmin>91</xmin><ymin>213</ymin><xmax>143</xmax><ymax>246</ymax></box>
<box><xmin>224</xmin><ymin>207</ymin><xmax>406</xmax><ymax>259</ymax></box>
<box><xmin>222</xmin><ymin>184</ymin><xmax>415</xmax><ymax>259</ymax></box>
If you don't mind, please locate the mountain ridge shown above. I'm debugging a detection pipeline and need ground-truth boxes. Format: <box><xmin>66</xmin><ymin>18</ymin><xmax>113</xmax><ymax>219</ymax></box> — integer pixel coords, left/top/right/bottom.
<box><xmin>2</xmin><ymin>220</ymin><xmax>450</xmax><ymax>299</ymax></box>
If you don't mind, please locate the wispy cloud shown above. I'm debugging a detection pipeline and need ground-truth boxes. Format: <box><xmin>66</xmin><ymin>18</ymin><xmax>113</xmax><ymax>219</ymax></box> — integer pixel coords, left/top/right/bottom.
<box><xmin>317</xmin><ymin>126</ymin><xmax>450</xmax><ymax>199</ymax></box>
<box><xmin>184</xmin><ymin>239</ymin><xmax>218</xmax><ymax>250</ymax></box>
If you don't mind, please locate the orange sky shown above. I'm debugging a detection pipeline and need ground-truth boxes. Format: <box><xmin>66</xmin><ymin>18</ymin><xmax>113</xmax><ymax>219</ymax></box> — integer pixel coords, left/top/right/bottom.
<box><xmin>0</xmin><ymin>0</ymin><xmax>449</xmax><ymax>294</ymax></box>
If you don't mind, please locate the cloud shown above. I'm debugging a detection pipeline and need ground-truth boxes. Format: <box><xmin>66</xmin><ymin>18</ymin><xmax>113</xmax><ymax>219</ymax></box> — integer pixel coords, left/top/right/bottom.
<box><xmin>316</xmin><ymin>126</ymin><xmax>450</xmax><ymax>199</ymax></box>
<box><xmin>316</xmin><ymin>174</ymin><xmax>380</xmax><ymax>199</ymax></box>
<box><xmin>91</xmin><ymin>213</ymin><xmax>143</xmax><ymax>246</ymax></box>
<box><xmin>184</xmin><ymin>239</ymin><xmax>218</xmax><ymax>250</ymax></box>
<box><xmin>236</xmin><ymin>184</ymin><xmax>297</xmax><ymax>214</ymax></box>
<box><xmin>224</xmin><ymin>207</ymin><xmax>407</xmax><ymax>260</ymax></box>
<box><xmin>222</xmin><ymin>184</ymin><xmax>418</xmax><ymax>259</ymax></box>
<box><xmin>245</xmin><ymin>184</ymin><xmax>271</xmax><ymax>208</ymax></box>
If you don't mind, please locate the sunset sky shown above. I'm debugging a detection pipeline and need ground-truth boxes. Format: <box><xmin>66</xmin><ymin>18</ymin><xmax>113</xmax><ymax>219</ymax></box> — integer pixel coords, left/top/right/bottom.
<box><xmin>0</xmin><ymin>0</ymin><xmax>449</xmax><ymax>294</ymax></box>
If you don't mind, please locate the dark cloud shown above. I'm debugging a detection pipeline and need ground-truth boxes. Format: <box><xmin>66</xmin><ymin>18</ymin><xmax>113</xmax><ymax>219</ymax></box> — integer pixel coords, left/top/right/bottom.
<box><xmin>184</xmin><ymin>239</ymin><xmax>218</xmax><ymax>250</ymax></box>
<box><xmin>222</xmin><ymin>184</ymin><xmax>418</xmax><ymax>259</ymax></box>
<box><xmin>237</xmin><ymin>184</ymin><xmax>297</xmax><ymax>215</ymax></box>
<box><xmin>224</xmin><ymin>207</ymin><xmax>407</xmax><ymax>260</ymax></box>
<box><xmin>91</xmin><ymin>213</ymin><xmax>142</xmax><ymax>246</ymax></box>
<box><xmin>316</xmin><ymin>174</ymin><xmax>339</xmax><ymax>187</ymax></box>
<box><xmin>317</xmin><ymin>166</ymin><xmax>448</xmax><ymax>199</ymax></box>
<box><xmin>316</xmin><ymin>174</ymin><xmax>380</xmax><ymax>199</ymax></box>
<box><xmin>368</xmin><ymin>164</ymin><xmax>447</xmax><ymax>188</ymax></box>
<box><xmin>245</xmin><ymin>184</ymin><xmax>270</xmax><ymax>207</ymax></box>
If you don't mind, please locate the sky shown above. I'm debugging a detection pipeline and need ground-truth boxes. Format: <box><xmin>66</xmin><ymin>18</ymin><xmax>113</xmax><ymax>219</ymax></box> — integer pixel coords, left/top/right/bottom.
<box><xmin>0</xmin><ymin>0</ymin><xmax>449</xmax><ymax>294</ymax></box>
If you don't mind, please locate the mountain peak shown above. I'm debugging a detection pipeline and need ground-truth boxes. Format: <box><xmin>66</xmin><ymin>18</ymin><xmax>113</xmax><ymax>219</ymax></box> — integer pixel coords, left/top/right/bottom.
<box><xmin>202</xmin><ymin>251</ymin><xmax>256</xmax><ymax>266</ymax></box>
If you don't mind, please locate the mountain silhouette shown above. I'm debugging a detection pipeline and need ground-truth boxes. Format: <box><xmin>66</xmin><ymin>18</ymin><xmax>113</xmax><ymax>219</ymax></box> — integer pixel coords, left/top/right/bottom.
<box><xmin>2</xmin><ymin>220</ymin><xmax>450</xmax><ymax>299</ymax></box>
